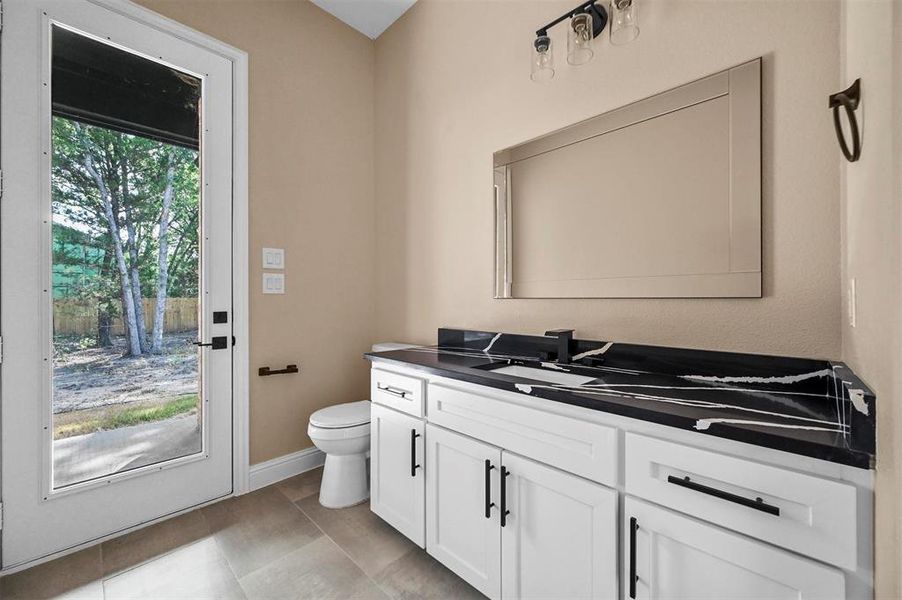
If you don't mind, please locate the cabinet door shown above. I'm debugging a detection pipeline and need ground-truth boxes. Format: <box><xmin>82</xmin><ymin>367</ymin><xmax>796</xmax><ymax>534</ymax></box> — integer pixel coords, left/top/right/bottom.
<box><xmin>501</xmin><ymin>452</ymin><xmax>617</xmax><ymax>600</ymax></box>
<box><xmin>623</xmin><ymin>497</ymin><xmax>845</xmax><ymax>600</ymax></box>
<box><xmin>426</xmin><ymin>424</ymin><xmax>502</xmax><ymax>600</ymax></box>
<box><xmin>370</xmin><ymin>403</ymin><xmax>425</xmax><ymax>547</ymax></box>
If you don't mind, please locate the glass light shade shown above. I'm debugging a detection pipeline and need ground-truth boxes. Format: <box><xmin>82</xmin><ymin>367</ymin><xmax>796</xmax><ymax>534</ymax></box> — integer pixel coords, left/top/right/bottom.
<box><xmin>567</xmin><ymin>13</ymin><xmax>595</xmax><ymax>65</ymax></box>
<box><xmin>531</xmin><ymin>35</ymin><xmax>555</xmax><ymax>83</ymax></box>
<box><xmin>610</xmin><ymin>0</ymin><xmax>639</xmax><ymax>45</ymax></box>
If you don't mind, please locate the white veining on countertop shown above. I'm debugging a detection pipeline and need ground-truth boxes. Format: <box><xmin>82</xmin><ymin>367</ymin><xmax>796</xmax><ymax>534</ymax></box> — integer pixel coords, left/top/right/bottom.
<box><xmin>572</xmin><ymin>342</ymin><xmax>614</xmax><ymax>362</ymax></box>
<box><xmin>514</xmin><ymin>382</ymin><xmax>848</xmax><ymax>431</ymax></box>
<box><xmin>848</xmin><ymin>388</ymin><xmax>869</xmax><ymax>416</ymax></box>
<box><xmin>578</xmin><ymin>382</ymin><xmax>838</xmax><ymax>399</ymax></box>
<box><xmin>681</xmin><ymin>368</ymin><xmax>834</xmax><ymax>385</ymax></box>
<box><xmin>540</xmin><ymin>362</ymin><xmax>567</xmax><ymax>371</ymax></box>
<box><xmin>694</xmin><ymin>418</ymin><xmax>845</xmax><ymax>433</ymax></box>
<box><xmin>482</xmin><ymin>333</ymin><xmax>502</xmax><ymax>353</ymax></box>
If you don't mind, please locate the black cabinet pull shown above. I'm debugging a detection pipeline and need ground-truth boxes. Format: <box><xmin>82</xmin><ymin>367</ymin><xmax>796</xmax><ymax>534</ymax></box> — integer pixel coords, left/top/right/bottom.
<box><xmin>667</xmin><ymin>475</ymin><xmax>780</xmax><ymax>516</ymax></box>
<box><xmin>410</xmin><ymin>430</ymin><xmax>421</xmax><ymax>477</ymax></box>
<box><xmin>500</xmin><ymin>466</ymin><xmax>511</xmax><ymax>527</ymax></box>
<box><xmin>377</xmin><ymin>384</ymin><xmax>409</xmax><ymax>398</ymax></box>
<box><xmin>629</xmin><ymin>517</ymin><xmax>638</xmax><ymax>599</ymax></box>
<box><xmin>484</xmin><ymin>460</ymin><xmax>495</xmax><ymax>518</ymax></box>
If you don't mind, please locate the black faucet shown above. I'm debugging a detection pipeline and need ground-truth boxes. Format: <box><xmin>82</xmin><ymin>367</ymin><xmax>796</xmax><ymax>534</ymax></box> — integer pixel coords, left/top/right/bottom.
<box><xmin>544</xmin><ymin>329</ymin><xmax>574</xmax><ymax>364</ymax></box>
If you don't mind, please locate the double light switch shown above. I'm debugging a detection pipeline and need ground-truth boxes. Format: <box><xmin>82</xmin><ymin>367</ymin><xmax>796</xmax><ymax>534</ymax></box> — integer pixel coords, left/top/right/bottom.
<box><xmin>263</xmin><ymin>248</ymin><xmax>285</xmax><ymax>294</ymax></box>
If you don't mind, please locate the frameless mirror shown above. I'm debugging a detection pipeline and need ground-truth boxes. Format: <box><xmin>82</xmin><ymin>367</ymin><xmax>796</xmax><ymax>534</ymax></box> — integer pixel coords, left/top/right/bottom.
<box><xmin>494</xmin><ymin>58</ymin><xmax>761</xmax><ymax>299</ymax></box>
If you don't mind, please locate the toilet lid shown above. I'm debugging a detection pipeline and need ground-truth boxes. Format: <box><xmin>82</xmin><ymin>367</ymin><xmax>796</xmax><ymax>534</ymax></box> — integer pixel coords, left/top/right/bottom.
<box><xmin>310</xmin><ymin>400</ymin><xmax>371</xmax><ymax>428</ymax></box>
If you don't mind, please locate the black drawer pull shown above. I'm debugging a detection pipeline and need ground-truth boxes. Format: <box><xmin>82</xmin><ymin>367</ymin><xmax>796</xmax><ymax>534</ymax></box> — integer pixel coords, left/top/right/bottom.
<box><xmin>629</xmin><ymin>517</ymin><xmax>638</xmax><ymax>599</ymax></box>
<box><xmin>500</xmin><ymin>466</ymin><xmax>511</xmax><ymax>527</ymax></box>
<box><xmin>484</xmin><ymin>460</ymin><xmax>495</xmax><ymax>518</ymax></box>
<box><xmin>667</xmin><ymin>475</ymin><xmax>780</xmax><ymax>516</ymax></box>
<box><xmin>410</xmin><ymin>430</ymin><xmax>421</xmax><ymax>477</ymax></box>
<box><xmin>378</xmin><ymin>384</ymin><xmax>409</xmax><ymax>398</ymax></box>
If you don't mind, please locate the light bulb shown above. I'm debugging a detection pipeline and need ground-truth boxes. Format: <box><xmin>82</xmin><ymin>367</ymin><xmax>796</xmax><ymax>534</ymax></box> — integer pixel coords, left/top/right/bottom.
<box><xmin>610</xmin><ymin>0</ymin><xmax>639</xmax><ymax>45</ymax></box>
<box><xmin>531</xmin><ymin>35</ymin><xmax>555</xmax><ymax>83</ymax></box>
<box><xmin>567</xmin><ymin>12</ymin><xmax>595</xmax><ymax>65</ymax></box>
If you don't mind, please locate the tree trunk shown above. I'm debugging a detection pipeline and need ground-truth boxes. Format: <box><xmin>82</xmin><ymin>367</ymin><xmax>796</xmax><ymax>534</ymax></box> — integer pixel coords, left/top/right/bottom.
<box><xmin>97</xmin><ymin>309</ymin><xmax>113</xmax><ymax>347</ymax></box>
<box><xmin>120</xmin><ymin>158</ymin><xmax>149</xmax><ymax>353</ymax></box>
<box><xmin>151</xmin><ymin>155</ymin><xmax>176</xmax><ymax>354</ymax></box>
<box><xmin>120</xmin><ymin>285</ymin><xmax>133</xmax><ymax>351</ymax></box>
<box><xmin>97</xmin><ymin>247</ymin><xmax>114</xmax><ymax>347</ymax></box>
<box><xmin>81</xmin><ymin>151</ymin><xmax>142</xmax><ymax>357</ymax></box>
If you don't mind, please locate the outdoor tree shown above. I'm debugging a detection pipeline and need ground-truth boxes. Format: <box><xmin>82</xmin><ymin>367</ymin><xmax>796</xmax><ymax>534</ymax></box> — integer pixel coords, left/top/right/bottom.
<box><xmin>51</xmin><ymin>117</ymin><xmax>199</xmax><ymax>356</ymax></box>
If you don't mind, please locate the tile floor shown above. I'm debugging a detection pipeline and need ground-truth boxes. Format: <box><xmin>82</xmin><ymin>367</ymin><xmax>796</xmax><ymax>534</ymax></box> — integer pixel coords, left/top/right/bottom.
<box><xmin>0</xmin><ymin>467</ymin><xmax>484</xmax><ymax>599</ymax></box>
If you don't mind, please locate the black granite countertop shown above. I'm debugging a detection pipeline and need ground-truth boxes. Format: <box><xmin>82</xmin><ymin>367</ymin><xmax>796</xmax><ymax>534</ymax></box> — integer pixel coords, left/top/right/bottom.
<box><xmin>365</xmin><ymin>328</ymin><xmax>876</xmax><ymax>469</ymax></box>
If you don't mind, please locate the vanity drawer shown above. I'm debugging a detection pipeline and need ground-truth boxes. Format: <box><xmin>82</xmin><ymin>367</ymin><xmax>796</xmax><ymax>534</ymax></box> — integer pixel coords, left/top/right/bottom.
<box><xmin>371</xmin><ymin>367</ymin><xmax>426</xmax><ymax>417</ymax></box>
<box><xmin>427</xmin><ymin>381</ymin><xmax>618</xmax><ymax>486</ymax></box>
<box><xmin>625</xmin><ymin>433</ymin><xmax>857</xmax><ymax>570</ymax></box>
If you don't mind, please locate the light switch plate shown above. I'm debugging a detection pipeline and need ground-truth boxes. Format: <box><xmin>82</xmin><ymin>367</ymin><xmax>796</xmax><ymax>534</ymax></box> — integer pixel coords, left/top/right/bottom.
<box><xmin>262</xmin><ymin>247</ymin><xmax>285</xmax><ymax>270</ymax></box>
<box><xmin>263</xmin><ymin>273</ymin><xmax>285</xmax><ymax>294</ymax></box>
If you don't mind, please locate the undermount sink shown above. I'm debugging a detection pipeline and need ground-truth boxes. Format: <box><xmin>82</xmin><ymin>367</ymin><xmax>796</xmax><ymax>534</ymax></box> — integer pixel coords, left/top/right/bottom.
<box><xmin>489</xmin><ymin>364</ymin><xmax>596</xmax><ymax>387</ymax></box>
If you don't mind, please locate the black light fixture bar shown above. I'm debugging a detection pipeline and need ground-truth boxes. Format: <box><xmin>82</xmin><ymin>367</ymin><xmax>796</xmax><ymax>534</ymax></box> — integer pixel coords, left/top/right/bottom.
<box><xmin>535</xmin><ymin>0</ymin><xmax>608</xmax><ymax>38</ymax></box>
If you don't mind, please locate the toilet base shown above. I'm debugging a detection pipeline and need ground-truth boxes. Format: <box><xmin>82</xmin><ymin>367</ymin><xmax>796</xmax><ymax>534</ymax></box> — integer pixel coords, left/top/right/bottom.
<box><xmin>319</xmin><ymin>453</ymin><xmax>369</xmax><ymax>508</ymax></box>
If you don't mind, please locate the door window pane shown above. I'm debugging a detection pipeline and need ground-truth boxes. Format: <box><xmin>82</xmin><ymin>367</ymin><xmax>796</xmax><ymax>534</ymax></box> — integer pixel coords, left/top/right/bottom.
<box><xmin>50</xmin><ymin>26</ymin><xmax>203</xmax><ymax>488</ymax></box>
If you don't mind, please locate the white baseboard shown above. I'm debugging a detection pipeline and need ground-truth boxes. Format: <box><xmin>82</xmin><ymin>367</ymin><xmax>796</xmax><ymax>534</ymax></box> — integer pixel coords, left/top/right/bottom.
<box><xmin>248</xmin><ymin>447</ymin><xmax>325</xmax><ymax>492</ymax></box>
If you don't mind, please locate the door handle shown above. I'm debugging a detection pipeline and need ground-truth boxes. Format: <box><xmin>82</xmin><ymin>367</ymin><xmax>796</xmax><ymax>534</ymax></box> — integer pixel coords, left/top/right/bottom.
<box><xmin>484</xmin><ymin>459</ymin><xmax>495</xmax><ymax>518</ymax></box>
<box><xmin>410</xmin><ymin>429</ymin><xmax>421</xmax><ymax>477</ymax></box>
<box><xmin>666</xmin><ymin>475</ymin><xmax>780</xmax><ymax>516</ymax></box>
<box><xmin>194</xmin><ymin>336</ymin><xmax>228</xmax><ymax>350</ymax></box>
<box><xmin>500</xmin><ymin>466</ymin><xmax>511</xmax><ymax>527</ymax></box>
<box><xmin>629</xmin><ymin>517</ymin><xmax>638</xmax><ymax>599</ymax></box>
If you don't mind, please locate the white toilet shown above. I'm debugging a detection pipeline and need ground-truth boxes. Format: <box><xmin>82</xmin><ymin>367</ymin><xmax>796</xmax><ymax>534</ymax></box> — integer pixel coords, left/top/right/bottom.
<box><xmin>308</xmin><ymin>342</ymin><xmax>417</xmax><ymax>508</ymax></box>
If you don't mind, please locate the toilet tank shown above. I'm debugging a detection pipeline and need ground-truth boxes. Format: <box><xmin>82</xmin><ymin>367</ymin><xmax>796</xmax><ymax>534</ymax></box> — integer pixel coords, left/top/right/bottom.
<box><xmin>371</xmin><ymin>342</ymin><xmax>418</xmax><ymax>352</ymax></box>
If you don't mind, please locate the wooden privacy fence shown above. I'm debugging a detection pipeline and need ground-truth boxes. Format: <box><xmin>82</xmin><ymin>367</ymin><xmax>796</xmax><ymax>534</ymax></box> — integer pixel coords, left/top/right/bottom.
<box><xmin>53</xmin><ymin>298</ymin><xmax>198</xmax><ymax>336</ymax></box>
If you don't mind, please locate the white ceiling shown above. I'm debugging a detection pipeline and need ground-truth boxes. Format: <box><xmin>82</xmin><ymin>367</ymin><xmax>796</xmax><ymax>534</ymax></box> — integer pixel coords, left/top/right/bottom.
<box><xmin>310</xmin><ymin>0</ymin><xmax>418</xmax><ymax>39</ymax></box>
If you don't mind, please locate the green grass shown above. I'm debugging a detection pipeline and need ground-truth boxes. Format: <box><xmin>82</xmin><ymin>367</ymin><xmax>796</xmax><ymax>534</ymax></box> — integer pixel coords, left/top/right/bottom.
<box><xmin>54</xmin><ymin>394</ymin><xmax>198</xmax><ymax>440</ymax></box>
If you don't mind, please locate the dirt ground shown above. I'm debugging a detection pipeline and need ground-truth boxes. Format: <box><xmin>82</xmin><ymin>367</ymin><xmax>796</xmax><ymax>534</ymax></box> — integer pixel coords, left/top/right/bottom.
<box><xmin>53</xmin><ymin>332</ymin><xmax>198</xmax><ymax>414</ymax></box>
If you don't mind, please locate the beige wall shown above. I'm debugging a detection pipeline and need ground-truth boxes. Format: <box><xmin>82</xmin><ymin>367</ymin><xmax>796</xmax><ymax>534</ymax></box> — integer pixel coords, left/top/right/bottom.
<box><xmin>374</xmin><ymin>0</ymin><xmax>842</xmax><ymax>358</ymax></box>
<box><xmin>129</xmin><ymin>1</ymin><xmax>899</xmax><ymax>590</ymax></box>
<box><xmin>840</xmin><ymin>0</ymin><xmax>902</xmax><ymax>596</ymax></box>
<box><xmin>136</xmin><ymin>0</ymin><xmax>377</xmax><ymax>464</ymax></box>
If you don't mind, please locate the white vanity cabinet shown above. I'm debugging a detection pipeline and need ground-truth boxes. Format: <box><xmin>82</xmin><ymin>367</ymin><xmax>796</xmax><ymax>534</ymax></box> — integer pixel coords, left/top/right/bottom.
<box><xmin>501</xmin><ymin>452</ymin><xmax>618</xmax><ymax>600</ymax></box>
<box><xmin>370</xmin><ymin>402</ymin><xmax>425</xmax><ymax>547</ymax></box>
<box><xmin>367</xmin><ymin>363</ymin><xmax>872</xmax><ymax>600</ymax></box>
<box><xmin>425</xmin><ymin>423</ymin><xmax>618</xmax><ymax>600</ymax></box>
<box><xmin>624</xmin><ymin>433</ymin><xmax>858</xmax><ymax>570</ymax></box>
<box><xmin>624</xmin><ymin>497</ymin><xmax>845</xmax><ymax>599</ymax></box>
<box><xmin>426</xmin><ymin>424</ymin><xmax>502</xmax><ymax>598</ymax></box>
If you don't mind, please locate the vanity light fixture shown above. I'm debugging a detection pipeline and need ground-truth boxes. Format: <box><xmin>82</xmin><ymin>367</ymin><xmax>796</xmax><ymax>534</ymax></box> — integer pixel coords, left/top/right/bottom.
<box><xmin>531</xmin><ymin>0</ymin><xmax>639</xmax><ymax>83</ymax></box>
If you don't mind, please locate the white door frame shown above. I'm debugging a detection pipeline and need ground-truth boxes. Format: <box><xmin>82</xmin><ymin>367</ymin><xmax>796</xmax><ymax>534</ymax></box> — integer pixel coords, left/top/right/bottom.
<box><xmin>0</xmin><ymin>0</ymin><xmax>249</xmax><ymax>573</ymax></box>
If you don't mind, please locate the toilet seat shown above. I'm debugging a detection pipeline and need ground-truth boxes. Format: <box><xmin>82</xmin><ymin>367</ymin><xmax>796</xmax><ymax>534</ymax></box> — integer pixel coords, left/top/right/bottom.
<box><xmin>309</xmin><ymin>400</ymin><xmax>371</xmax><ymax>429</ymax></box>
<box><xmin>308</xmin><ymin>421</ymin><xmax>370</xmax><ymax>441</ymax></box>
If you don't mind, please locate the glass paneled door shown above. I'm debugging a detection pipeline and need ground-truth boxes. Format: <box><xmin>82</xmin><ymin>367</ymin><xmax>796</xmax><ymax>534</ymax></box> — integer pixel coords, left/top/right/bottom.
<box><xmin>2</xmin><ymin>0</ymin><xmax>235</xmax><ymax>569</ymax></box>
